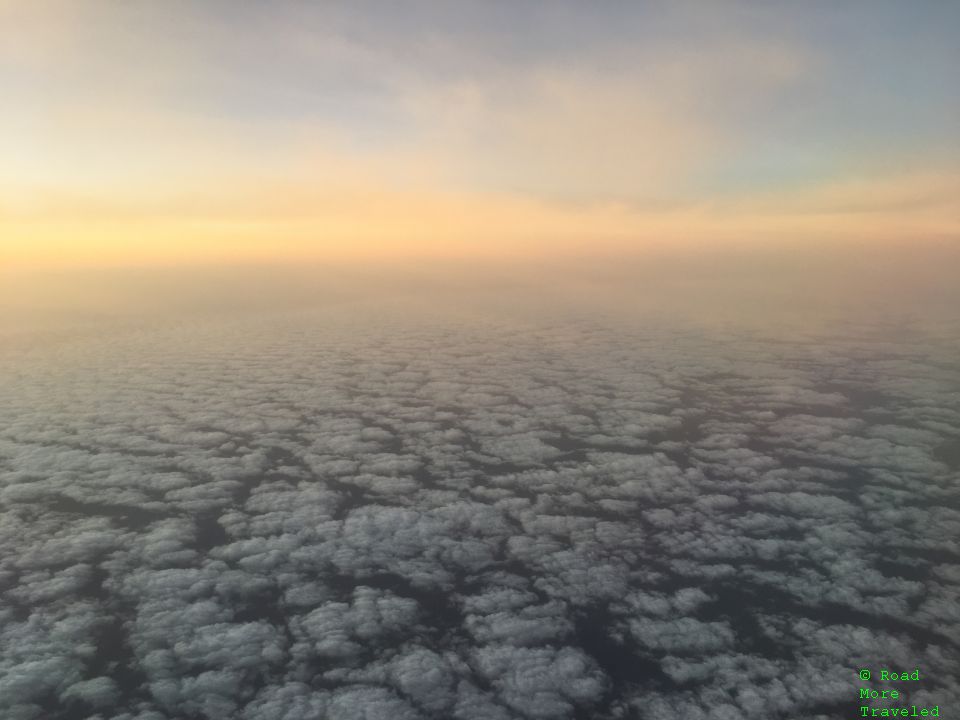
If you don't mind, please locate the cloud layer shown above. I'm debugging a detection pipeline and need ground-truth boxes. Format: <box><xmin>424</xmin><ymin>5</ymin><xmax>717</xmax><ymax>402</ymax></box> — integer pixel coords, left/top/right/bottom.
<box><xmin>1</xmin><ymin>300</ymin><xmax>959</xmax><ymax>719</ymax></box>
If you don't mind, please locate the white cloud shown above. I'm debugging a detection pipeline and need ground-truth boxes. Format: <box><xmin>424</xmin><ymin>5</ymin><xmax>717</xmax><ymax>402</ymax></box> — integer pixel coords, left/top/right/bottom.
<box><xmin>1</xmin><ymin>300</ymin><xmax>958</xmax><ymax>719</ymax></box>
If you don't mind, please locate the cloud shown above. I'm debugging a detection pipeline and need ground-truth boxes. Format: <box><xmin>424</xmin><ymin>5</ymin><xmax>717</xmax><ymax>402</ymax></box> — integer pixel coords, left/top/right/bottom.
<box><xmin>473</xmin><ymin>645</ymin><xmax>607</xmax><ymax>719</ymax></box>
<box><xmin>1</xmin><ymin>294</ymin><xmax>959</xmax><ymax>719</ymax></box>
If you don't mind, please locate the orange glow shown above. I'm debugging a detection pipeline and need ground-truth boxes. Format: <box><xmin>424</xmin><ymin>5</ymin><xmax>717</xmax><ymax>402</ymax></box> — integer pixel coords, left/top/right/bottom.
<box><xmin>4</xmin><ymin>169</ymin><xmax>959</xmax><ymax>270</ymax></box>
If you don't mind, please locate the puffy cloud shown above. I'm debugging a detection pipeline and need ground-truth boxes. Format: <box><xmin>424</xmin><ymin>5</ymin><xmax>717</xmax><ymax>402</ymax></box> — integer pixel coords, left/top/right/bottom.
<box><xmin>60</xmin><ymin>676</ymin><xmax>120</xmax><ymax>708</ymax></box>
<box><xmin>473</xmin><ymin>645</ymin><xmax>608</xmax><ymax>718</ymax></box>
<box><xmin>296</xmin><ymin>586</ymin><xmax>419</xmax><ymax>659</ymax></box>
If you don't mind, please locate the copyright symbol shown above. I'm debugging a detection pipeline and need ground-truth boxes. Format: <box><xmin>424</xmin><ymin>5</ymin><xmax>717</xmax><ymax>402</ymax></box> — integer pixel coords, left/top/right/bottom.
<box><xmin>859</xmin><ymin>669</ymin><xmax>871</xmax><ymax>680</ymax></box>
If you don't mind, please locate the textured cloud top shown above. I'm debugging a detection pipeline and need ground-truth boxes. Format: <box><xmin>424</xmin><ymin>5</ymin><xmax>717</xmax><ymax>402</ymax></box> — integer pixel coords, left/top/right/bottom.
<box><xmin>1</xmin><ymin>299</ymin><xmax>958</xmax><ymax>720</ymax></box>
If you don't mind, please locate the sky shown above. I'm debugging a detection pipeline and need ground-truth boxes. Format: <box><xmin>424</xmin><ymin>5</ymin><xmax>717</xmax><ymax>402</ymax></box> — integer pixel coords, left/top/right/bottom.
<box><xmin>1</xmin><ymin>0</ymin><xmax>959</xmax><ymax>272</ymax></box>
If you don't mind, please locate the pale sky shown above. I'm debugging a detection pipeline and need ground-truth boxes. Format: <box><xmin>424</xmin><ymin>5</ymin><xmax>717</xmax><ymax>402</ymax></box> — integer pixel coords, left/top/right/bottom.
<box><xmin>1</xmin><ymin>0</ymin><xmax>958</xmax><ymax>269</ymax></box>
